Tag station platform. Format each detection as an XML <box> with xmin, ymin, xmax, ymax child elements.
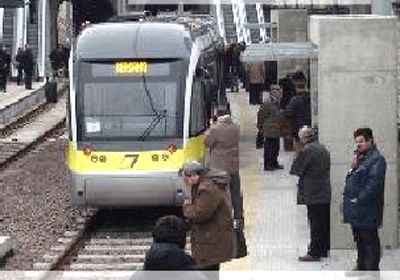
<box><xmin>221</xmin><ymin>89</ymin><xmax>400</xmax><ymax>271</ymax></box>
<box><xmin>0</xmin><ymin>82</ymin><xmax>43</xmax><ymax>110</ymax></box>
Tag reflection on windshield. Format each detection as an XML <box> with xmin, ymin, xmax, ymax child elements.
<box><xmin>82</xmin><ymin>81</ymin><xmax>182</xmax><ymax>140</ymax></box>
<box><xmin>77</xmin><ymin>60</ymin><xmax>186</xmax><ymax>142</ymax></box>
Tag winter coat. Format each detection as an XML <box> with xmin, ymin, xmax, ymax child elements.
<box><xmin>204</xmin><ymin>116</ymin><xmax>240</xmax><ymax>175</ymax></box>
<box><xmin>16</xmin><ymin>50</ymin><xmax>24</xmax><ymax>69</ymax></box>
<box><xmin>183</xmin><ymin>169</ymin><xmax>234</xmax><ymax>268</ymax></box>
<box><xmin>257</xmin><ymin>101</ymin><xmax>280</xmax><ymax>138</ymax></box>
<box><xmin>144</xmin><ymin>243</ymin><xmax>196</xmax><ymax>271</ymax></box>
<box><xmin>23</xmin><ymin>49</ymin><xmax>34</xmax><ymax>73</ymax></box>
<box><xmin>245</xmin><ymin>61</ymin><xmax>265</xmax><ymax>85</ymax></box>
<box><xmin>284</xmin><ymin>92</ymin><xmax>311</xmax><ymax>138</ymax></box>
<box><xmin>290</xmin><ymin>140</ymin><xmax>331</xmax><ymax>205</ymax></box>
<box><xmin>343</xmin><ymin>145</ymin><xmax>386</xmax><ymax>229</ymax></box>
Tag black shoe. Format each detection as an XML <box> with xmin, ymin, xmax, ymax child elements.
<box><xmin>298</xmin><ymin>254</ymin><xmax>321</xmax><ymax>262</ymax></box>
<box><xmin>275</xmin><ymin>164</ymin><xmax>284</xmax><ymax>169</ymax></box>
<box><xmin>264</xmin><ymin>166</ymin><xmax>276</xmax><ymax>171</ymax></box>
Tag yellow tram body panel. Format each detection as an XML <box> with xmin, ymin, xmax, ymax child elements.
<box><xmin>67</xmin><ymin>135</ymin><xmax>206</xmax><ymax>173</ymax></box>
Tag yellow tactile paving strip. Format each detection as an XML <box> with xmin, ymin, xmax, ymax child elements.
<box><xmin>221</xmin><ymin>91</ymin><xmax>262</xmax><ymax>270</ymax></box>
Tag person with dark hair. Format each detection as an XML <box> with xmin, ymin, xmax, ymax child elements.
<box><xmin>180</xmin><ymin>161</ymin><xmax>234</xmax><ymax>273</ymax></box>
<box><xmin>144</xmin><ymin>215</ymin><xmax>196</xmax><ymax>271</ymax></box>
<box><xmin>290</xmin><ymin>126</ymin><xmax>331</xmax><ymax>262</ymax></box>
<box><xmin>343</xmin><ymin>127</ymin><xmax>386</xmax><ymax>271</ymax></box>
<box><xmin>284</xmin><ymin>71</ymin><xmax>311</xmax><ymax>155</ymax></box>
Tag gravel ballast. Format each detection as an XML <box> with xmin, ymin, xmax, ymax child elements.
<box><xmin>0</xmin><ymin>135</ymin><xmax>85</xmax><ymax>270</ymax></box>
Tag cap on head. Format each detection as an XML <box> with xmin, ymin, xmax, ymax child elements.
<box><xmin>179</xmin><ymin>160</ymin><xmax>204</xmax><ymax>176</ymax></box>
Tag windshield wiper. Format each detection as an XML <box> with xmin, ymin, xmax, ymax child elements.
<box><xmin>137</xmin><ymin>110</ymin><xmax>167</xmax><ymax>141</ymax></box>
<box><xmin>137</xmin><ymin>74</ymin><xmax>166</xmax><ymax>141</ymax></box>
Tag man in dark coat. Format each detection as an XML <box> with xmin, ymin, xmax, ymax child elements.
<box><xmin>257</xmin><ymin>90</ymin><xmax>283</xmax><ymax>171</ymax></box>
<box><xmin>290</xmin><ymin>126</ymin><xmax>331</xmax><ymax>262</ymax></box>
<box><xmin>284</xmin><ymin>72</ymin><xmax>311</xmax><ymax>154</ymax></box>
<box><xmin>23</xmin><ymin>45</ymin><xmax>34</xmax><ymax>90</ymax></box>
<box><xmin>0</xmin><ymin>46</ymin><xmax>7</xmax><ymax>92</ymax></box>
<box><xmin>181</xmin><ymin>161</ymin><xmax>234</xmax><ymax>272</ymax></box>
<box><xmin>343</xmin><ymin>128</ymin><xmax>386</xmax><ymax>271</ymax></box>
<box><xmin>49</xmin><ymin>44</ymin><xmax>63</xmax><ymax>77</ymax></box>
<box><xmin>15</xmin><ymin>47</ymin><xmax>25</xmax><ymax>86</ymax></box>
<box><xmin>144</xmin><ymin>215</ymin><xmax>196</xmax><ymax>271</ymax></box>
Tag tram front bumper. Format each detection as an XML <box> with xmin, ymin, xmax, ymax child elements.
<box><xmin>69</xmin><ymin>170</ymin><xmax>188</xmax><ymax>207</ymax></box>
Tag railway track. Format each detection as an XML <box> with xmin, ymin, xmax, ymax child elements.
<box><xmin>35</xmin><ymin>208</ymin><xmax>188</xmax><ymax>271</ymax></box>
<box><xmin>0</xmin><ymin>86</ymin><xmax>67</xmax><ymax>171</ymax></box>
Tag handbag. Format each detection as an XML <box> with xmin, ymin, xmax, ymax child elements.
<box><xmin>256</xmin><ymin>130</ymin><xmax>264</xmax><ymax>149</ymax></box>
<box><xmin>234</xmin><ymin>228</ymin><xmax>248</xmax><ymax>259</ymax></box>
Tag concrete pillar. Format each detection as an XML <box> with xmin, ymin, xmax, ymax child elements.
<box><xmin>310</xmin><ymin>15</ymin><xmax>399</xmax><ymax>249</ymax></box>
<box><xmin>270</xmin><ymin>9</ymin><xmax>308</xmax><ymax>80</ymax></box>
<box><xmin>0</xmin><ymin>8</ymin><xmax>3</xmax><ymax>43</ymax></box>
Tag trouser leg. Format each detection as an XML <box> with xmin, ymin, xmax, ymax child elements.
<box><xmin>230</xmin><ymin>174</ymin><xmax>243</xmax><ymax>220</ymax></box>
<box><xmin>264</xmin><ymin>137</ymin><xmax>275</xmax><ymax>169</ymax></box>
<box><xmin>363</xmin><ymin>229</ymin><xmax>381</xmax><ymax>271</ymax></box>
<box><xmin>352</xmin><ymin>227</ymin><xmax>366</xmax><ymax>270</ymax></box>
<box><xmin>249</xmin><ymin>84</ymin><xmax>257</xmax><ymax>104</ymax></box>
<box><xmin>271</xmin><ymin>137</ymin><xmax>280</xmax><ymax>167</ymax></box>
<box><xmin>307</xmin><ymin>204</ymin><xmax>327</xmax><ymax>258</ymax></box>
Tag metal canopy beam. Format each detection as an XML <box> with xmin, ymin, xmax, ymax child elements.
<box><xmin>241</xmin><ymin>42</ymin><xmax>318</xmax><ymax>62</ymax></box>
<box><xmin>244</xmin><ymin>22</ymin><xmax>277</xmax><ymax>29</ymax></box>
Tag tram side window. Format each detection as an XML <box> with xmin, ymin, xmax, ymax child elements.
<box><xmin>189</xmin><ymin>78</ymin><xmax>207</xmax><ymax>137</ymax></box>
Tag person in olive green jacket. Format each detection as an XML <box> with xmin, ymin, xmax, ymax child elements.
<box><xmin>257</xmin><ymin>90</ymin><xmax>283</xmax><ymax>171</ymax></box>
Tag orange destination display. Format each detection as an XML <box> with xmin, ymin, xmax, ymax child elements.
<box><xmin>114</xmin><ymin>61</ymin><xmax>148</xmax><ymax>74</ymax></box>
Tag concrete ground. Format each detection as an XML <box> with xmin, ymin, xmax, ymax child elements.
<box><xmin>0</xmin><ymin>82</ymin><xmax>43</xmax><ymax>110</ymax></box>
<box><xmin>221</xmin><ymin>89</ymin><xmax>400</xmax><ymax>271</ymax></box>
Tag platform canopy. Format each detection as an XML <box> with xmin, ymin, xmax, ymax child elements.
<box><xmin>241</xmin><ymin>42</ymin><xmax>318</xmax><ymax>62</ymax></box>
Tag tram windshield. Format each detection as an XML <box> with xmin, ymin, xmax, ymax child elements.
<box><xmin>76</xmin><ymin>59</ymin><xmax>187</xmax><ymax>141</ymax></box>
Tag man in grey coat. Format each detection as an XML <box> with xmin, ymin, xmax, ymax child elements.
<box><xmin>290</xmin><ymin>126</ymin><xmax>331</xmax><ymax>261</ymax></box>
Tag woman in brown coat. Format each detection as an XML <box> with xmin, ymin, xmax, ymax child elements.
<box><xmin>181</xmin><ymin>162</ymin><xmax>234</xmax><ymax>271</ymax></box>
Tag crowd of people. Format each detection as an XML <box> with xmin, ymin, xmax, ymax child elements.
<box><xmin>139</xmin><ymin>39</ymin><xmax>387</xmax><ymax>275</ymax></box>
<box><xmin>0</xmin><ymin>44</ymin><xmax>35</xmax><ymax>92</ymax></box>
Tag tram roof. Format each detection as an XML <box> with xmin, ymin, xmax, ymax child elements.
<box><xmin>76</xmin><ymin>22</ymin><xmax>193</xmax><ymax>60</ymax></box>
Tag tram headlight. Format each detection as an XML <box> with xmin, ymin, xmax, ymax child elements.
<box><xmin>167</xmin><ymin>144</ymin><xmax>177</xmax><ymax>154</ymax></box>
<box><xmin>83</xmin><ymin>144</ymin><xmax>95</xmax><ymax>156</ymax></box>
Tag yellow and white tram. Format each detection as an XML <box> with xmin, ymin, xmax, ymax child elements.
<box><xmin>67</xmin><ymin>19</ymin><xmax>223</xmax><ymax>206</ymax></box>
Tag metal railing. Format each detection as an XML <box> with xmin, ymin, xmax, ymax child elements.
<box><xmin>232</xmin><ymin>0</ymin><xmax>250</xmax><ymax>44</ymax></box>
<box><xmin>256</xmin><ymin>3</ymin><xmax>266</xmax><ymax>42</ymax></box>
<box><xmin>213</xmin><ymin>0</ymin><xmax>226</xmax><ymax>43</ymax></box>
